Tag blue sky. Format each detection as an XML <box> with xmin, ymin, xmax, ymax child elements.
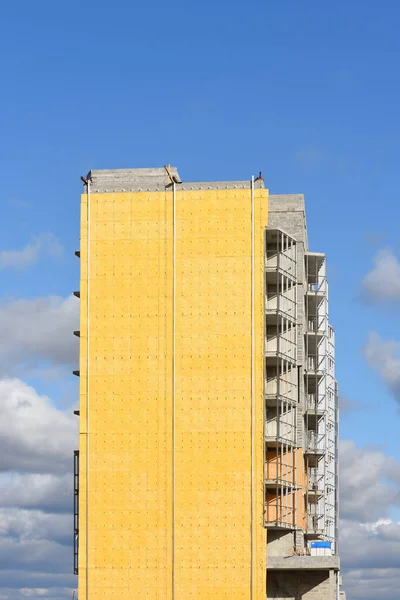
<box><xmin>1</xmin><ymin>1</ymin><xmax>400</xmax><ymax>599</ymax></box>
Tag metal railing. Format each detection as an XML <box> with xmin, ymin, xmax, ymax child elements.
<box><xmin>306</xmin><ymin>431</ymin><xmax>325</xmax><ymax>452</ymax></box>
<box><xmin>307</xmin><ymin>355</ymin><xmax>325</xmax><ymax>372</ymax></box>
<box><xmin>307</xmin><ymin>514</ymin><xmax>324</xmax><ymax>532</ymax></box>
<box><xmin>307</xmin><ymin>316</ymin><xmax>327</xmax><ymax>333</ymax></box>
<box><xmin>308</xmin><ymin>476</ymin><xmax>324</xmax><ymax>493</ymax></box>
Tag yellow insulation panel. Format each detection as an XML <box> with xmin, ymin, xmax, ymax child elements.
<box><xmin>78</xmin><ymin>186</ymin><xmax>268</xmax><ymax>599</ymax></box>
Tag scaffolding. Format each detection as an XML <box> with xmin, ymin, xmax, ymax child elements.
<box><xmin>74</xmin><ymin>450</ymin><xmax>79</xmax><ymax>575</ymax></box>
<box><xmin>304</xmin><ymin>254</ymin><xmax>337</xmax><ymax>547</ymax></box>
<box><xmin>264</xmin><ymin>229</ymin><xmax>298</xmax><ymax>529</ymax></box>
<box><xmin>334</xmin><ymin>379</ymin><xmax>340</xmax><ymax>553</ymax></box>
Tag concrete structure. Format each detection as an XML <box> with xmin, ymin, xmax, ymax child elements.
<box><xmin>73</xmin><ymin>168</ymin><xmax>342</xmax><ymax>599</ymax></box>
<box><xmin>265</xmin><ymin>194</ymin><xmax>341</xmax><ymax>599</ymax></box>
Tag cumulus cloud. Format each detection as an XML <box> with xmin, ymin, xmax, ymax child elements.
<box><xmin>0</xmin><ymin>234</ymin><xmax>63</xmax><ymax>271</ymax></box>
<box><xmin>0</xmin><ymin>378</ymin><xmax>77</xmax><ymax>599</ymax></box>
<box><xmin>0</xmin><ymin>473</ymin><xmax>72</xmax><ymax>512</ymax></box>
<box><xmin>361</xmin><ymin>332</ymin><xmax>400</xmax><ymax>403</ymax></box>
<box><xmin>0</xmin><ymin>378</ymin><xmax>77</xmax><ymax>474</ymax></box>
<box><xmin>0</xmin><ymin>533</ymin><xmax>75</xmax><ymax>592</ymax></box>
<box><xmin>340</xmin><ymin>440</ymin><xmax>400</xmax><ymax>522</ymax></box>
<box><xmin>0</xmin><ymin>294</ymin><xmax>79</xmax><ymax>375</ymax></box>
<box><xmin>361</xmin><ymin>248</ymin><xmax>400</xmax><ymax>303</ymax></box>
<box><xmin>340</xmin><ymin>521</ymin><xmax>400</xmax><ymax>600</ymax></box>
<box><xmin>0</xmin><ymin>588</ymin><xmax>74</xmax><ymax>600</ymax></box>
<box><xmin>340</xmin><ymin>440</ymin><xmax>400</xmax><ymax>600</ymax></box>
<box><xmin>0</xmin><ymin>508</ymin><xmax>71</xmax><ymax>547</ymax></box>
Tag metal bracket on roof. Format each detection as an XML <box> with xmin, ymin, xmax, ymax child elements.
<box><xmin>164</xmin><ymin>164</ymin><xmax>182</xmax><ymax>184</ymax></box>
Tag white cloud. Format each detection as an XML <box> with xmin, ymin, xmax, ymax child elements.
<box><xmin>0</xmin><ymin>508</ymin><xmax>71</xmax><ymax>546</ymax></box>
<box><xmin>0</xmin><ymin>588</ymin><xmax>74</xmax><ymax>600</ymax></box>
<box><xmin>340</xmin><ymin>440</ymin><xmax>400</xmax><ymax>522</ymax></box>
<box><xmin>0</xmin><ymin>233</ymin><xmax>63</xmax><ymax>270</ymax></box>
<box><xmin>0</xmin><ymin>535</ymin><xmax>74</xmax><ymax>584</ymax></box>
<box><xmin>0</xmin><ymin>378</ymin><xmax>77</xmax><ymax>474</ymax></box>
<box><xmin>0</xmin><ymin>473</ymin><xmax>72</xmax><ymax>512</ymax></box>
<box><xmin>0</xmin><ymin>378</ymin><xmax>77</xmax><ymax>597</ymax></box>
<box><xmin>0</xmin><ymin>294</ymin><xmax>79</xmax><ymax>375</ymax></box>
<box><xmin>361</xmin><ymin>332</ymin><xmax>400</xmax><ymax>402</ymax></box>
<box><xmin>0</xmin><ymin>291</ymin><xmax>79</xmax><ymax>596</ymax></box>
<box><xmin>340</xmin><ymin>440</ymin><xmax>400</xmax><ymax>599</ymax></box>
<box><xmin>361</xmin><ymin>248</ymin><xmax>400</xmax><ymax>303</ymax></box>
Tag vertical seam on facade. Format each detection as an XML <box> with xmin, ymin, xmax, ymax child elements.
<box><xmin>172</xmin><ymin>182</ymin><xmax>176</xmax><ymax>600</ymax></box>
<box><xmin>251</xmin><ymin>177</ymin><xmax>255</xmax><ymax>598</ymax></box>
<box><xmin>85</xmin><ymin>180</ymin><xmax>91</xmax><ymax>600</ymax></box>
<box><xmin>262</xmin><ymin>218</ymin><xmax>266</xmax><ymax>533</ymax></box>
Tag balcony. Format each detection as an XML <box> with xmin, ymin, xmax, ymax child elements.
<box><xmin>306</xmin><ymin>289</ymin><xmax>326</xmax><ymax>316</ymax></box>
<box><xmin>305</xmin><ymin>355</ymin><xmax>324</xmax><ymax>378</ymax></box>
<box><xmin>265</xmin><ymin>251</ymin><xmax>296</xmax><ymax>276</ymax></box>
<box><xmin>264</xmin><ymin>460</ymin><xmax>300</xmax><ymax>491</ymax></box>
<box><xmin>264</xmin><ymin>501</ymin><xmax>296</xmax><ymax>530</ymax></box>
<box><xmin>307</xmin><ymin>479</ymin><xmax>324</xmax><ymax>501</ymax></box>
<box><xmin>265</xmin><ymin>433</ymin><xmax>296</xmax><ymax>449</ymax></box>
<box><xmin>265</xmin><ymin>376</ymin><xmax>297</xmax><ymax>402</ymax></box>
<box><xmin>305</xmin><ymin>432</ymin><xmax>325</xmax><ymax>457</ymax></box>
<box><xmin>305</xmin><ymin>394</ymin><xmax>325</xmax><ymax>413</ymax></box>
<box><xmin>265</xmin><ymin>303</ymin><xmax>296</xmax><ymax>327</ymax></box>
<box><xmin>265</xmin><ymin>391</ymin><xmax>297</xmax><ymax>409</ymax></box>
<box><xmin>265</xmin><ymin>417</ymin><xmax>296</xmax><ymax>448</ymax></box>
<box><xmin>307</xmin><ymin>317</ymin><xmax>326</xmax><ymax>333</ymax></box>
<box><xmin>306</xmin><ymin>514</ymin><xmax>324</xmax><ymax>537</ymax></box>
<box><xmin>307</xmin><ymin>282</ymin><xmax>326</xmax><ymax>295</ymax></box>
<box><xmin>265</xmin><ymin>478</ymin><xmax>300</xmax><ymax>491</ymax></box>
<box><xmin>265</xmin><ymin>345</ymin><xmax>297</xmax><ymax>369</ymax></box>
<box><xmin>265</xmin><ymin>267</ymin><xmax>297</xmax><ymax>289</ymax></box>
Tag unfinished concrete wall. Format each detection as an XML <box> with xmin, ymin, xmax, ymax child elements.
<box><xmin>267</xmin><ymin>570</ymin><xmax>336</xmax><ymax>600</ymax></box>
<box><xmin>268</xmin><ymin>194</ymin><xmax>308</xmax><ymax>450</ymax></box>
<box><xmin>267</xmin><ymin>531</ymin><xmax>295</xmax><ymax>557</ymax></box>
<box><xmin>268</xmin><ymin>194</ymin><xmax>308</xmax><ymax>249</ymax></box>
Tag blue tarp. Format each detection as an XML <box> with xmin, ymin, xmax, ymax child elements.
<box><xmin>310</xmin><ymin>541</ymin><xmax>331</xmax><ymax>548</ymax></box>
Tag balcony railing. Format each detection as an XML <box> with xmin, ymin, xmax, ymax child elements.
<box><xmin>307</xmin><ymin>282</ymin><xmax>327</xmax><ymax>294</ymax></box>
<box><xmin>306</xmin><ymin>432</ymin><xmax>325</xmax><ymax>453</ymax></box>
<box><xmin>306</xmin><ymin>394</ymin><xmax>326</xmax><ymax>412</ymax></box>
<box><xmin>307</xmin><ymin>514</ymin><xmax>324</xmax><ymax>533</ymax></box>
<box><xmin>307</xmin><ymin>318</ymin><xmax>327</xmax><ymax>333</ymax></box>
<box><xmin>308</xmin><ymin>475</ymin><xmax>324</xmax><ymax>494</ymax></box>
<box><xmin>307</xmin><ymin>355</ymin><xmax>325</xmax><ymax>373</ymax></box>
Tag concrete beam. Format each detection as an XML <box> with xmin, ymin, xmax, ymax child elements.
<box><xmin>267</xmin><ymin>555</ymin><xmax>340</xmax><ymax>571</ymax></box>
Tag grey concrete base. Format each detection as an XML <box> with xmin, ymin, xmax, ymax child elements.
<box><xmin>267</xmin><ymin>569</ymin><xmax>337</xmax><ymax>600</ymax></box>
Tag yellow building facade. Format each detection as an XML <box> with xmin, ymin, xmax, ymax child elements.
<box><xmin>77</xmin><ymin>168</ymin><xmax>268</xmax><ymax>599</ymax></box>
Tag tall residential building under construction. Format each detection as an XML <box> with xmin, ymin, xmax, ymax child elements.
<box><xmin>74</xmin><ymin>167</ymin><xmax>342</xmax><ymax>599</ymax></box>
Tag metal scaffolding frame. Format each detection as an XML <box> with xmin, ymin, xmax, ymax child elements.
<box><xmin>304</xmin><ymin>254</ymin><xmax>337</xmax><ymax>548</ymax></box>
<box><xmin>74</xmin><ymin>450</ymin><xmax>79</xmax><ymax>575</ymax></box>
<box><xmin>334</xmin><ymin>379</ymin><xmax>340</xmax><ymax>553</ymax></box>
<box><xmin>264</xmin><ymin>228</ymin><xmax>298</xmax><ymax>530</ymax></box>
